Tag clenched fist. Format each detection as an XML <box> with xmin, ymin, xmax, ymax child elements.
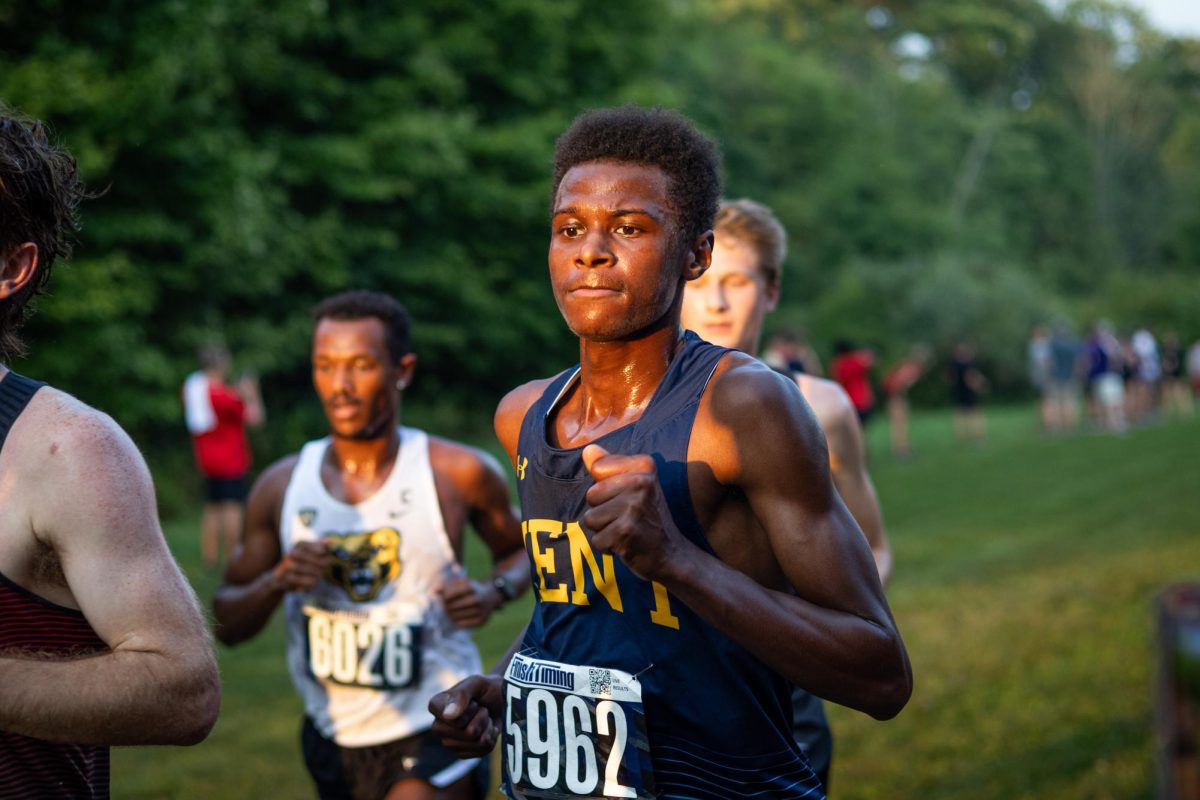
<box><xmin>269</xmin><ymin>539</ymin><xmax>331</xmax><ymax>593</ymax></box>
<box><xmin>581</xmin><ymin>444</ymin><xmax>688</xmax><ymax>583</ymax></box>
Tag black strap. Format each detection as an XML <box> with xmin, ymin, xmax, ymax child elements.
<box><xmin>0</xmin><ymin>370</ymin><xmax>46</xmax><ymax>455</ymax></box>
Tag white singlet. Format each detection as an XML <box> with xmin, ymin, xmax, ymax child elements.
<box><xmin>281</xmin><ymin>426</ymin><xmax>482</xmax><ymax>747</ymax></box>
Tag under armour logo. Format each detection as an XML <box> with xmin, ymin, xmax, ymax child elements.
<box><xmin>516</xmin><ymin>456</ymin><xmax>528</xmax><ymax>481</ymax></box>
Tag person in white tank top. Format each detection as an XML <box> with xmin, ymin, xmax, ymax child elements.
<box><xmin>214</xmin><ymin>290</ymin><xmax>528</xmax><ymax>800</ymax></box>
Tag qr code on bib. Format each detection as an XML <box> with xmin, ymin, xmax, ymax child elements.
<box><xmin>588</xmin><ymin>668</ymin><xmax>612</xmax><ymax>696</ymax></box>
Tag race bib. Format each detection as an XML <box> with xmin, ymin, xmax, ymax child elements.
<box><xmin>303</xmin><ymin>603</ymin><xmax>422</xmax><ymax>689</ymax></box>
<box><xmin>503</xmin><ymin>653</ymin><xmax>655</xmax><ymax>799</ymax></box>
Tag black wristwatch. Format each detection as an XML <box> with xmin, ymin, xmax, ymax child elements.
<box><xmin>492</xmin><ymin>574</ymin><xmax>519</xmax><ymax>605</ymax></box>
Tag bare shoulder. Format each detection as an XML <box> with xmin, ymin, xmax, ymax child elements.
<box><xmin>697</xmin><ymin>353</ymin><xmax>827</xmax><ymax>485</ymax></box>
<box><xmin>15</xmin><ymin>387</ymin><xmax>149</xmax><ymax>490</ymax></box>
<box><xmin>494</xmin><ymin>373</ymin><xmax>568</xmax><ymax>462</ymax></box>
<box><xmin>7</xmin><ymin>388</ymin><xmax>164</xmax><ymax>559</ymax></box>
<box><xmin>428</xmin><ymin>435</ymin><xmax>506</xmax><ymax>490</ymax></box>
<box><xmin>249</xmin><ymin>453</ymin><xmax>301</xmax><ymax>507</ymax></box>
<box><xmin>795</xmin><ymin>374</ymin><xmax>857</xmax><ymax>432</ymax></box>
<box><xmin>705</xmin><ymin>352</ymin><xmax>810</xmax><ymax>425</ymax></box>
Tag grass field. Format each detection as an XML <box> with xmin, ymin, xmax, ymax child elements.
<box><xmin>112</xmin><ymin>406</ymin><xmax>1198</xmax><ymax>799</ymax></box>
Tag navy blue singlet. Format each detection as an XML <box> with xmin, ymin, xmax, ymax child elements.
<box><xmin>503</xmin><ymin>332</ymin><xmax>823</xmax><ymax>800</ymax></box>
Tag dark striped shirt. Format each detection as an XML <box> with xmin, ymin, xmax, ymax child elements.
<box><xmin>0</xmin><ymin>573</ymin><xmax>111</xmax><ymax>799</ymax></box>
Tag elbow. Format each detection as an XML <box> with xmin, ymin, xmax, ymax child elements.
<box><xmin>863</xmin><ymin>646</ymin><xmax>912</xmax><ymax>721</ymax></box>
<box><xmin>211</xmin><ymin>597</ymin><xmax>249</xmax><ymax>647</ymax></box>
<box><xmin>864</xmin><ymin>671</ymin><xmax>911</xmax><ymax>721</ymax></box>
<box><xmin>173</xmin><ymin>687</ymin><xmax>220</xmax><ymax>745</ymax></box>
<box><xmin>166</xmin><ymin>658</ymin><xmax>222</xmax><ymax>745</ymax></box>
<box><xmin>212</xmin><ymin>619</ymin><xmax>241</xmax><ymax>648</ymax></box>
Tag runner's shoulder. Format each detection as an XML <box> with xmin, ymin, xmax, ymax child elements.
<box><xmin>494</xmin><ymin>370</ymin><xmax>573</xmax><ymax>456</ymax></box>
<box><xmin>248</xmin><ymin>452</ymin><xmax>302</xmax><ymax>508</ymax></box>
<box><xmin>17</xmin><ymin>386</ymin><xmax>147</xmax><ymax>487</ymax></box>
<box><xmin>496</xmin><ymin>374</ymin><xmax>564</xmax><ymax>426</ymax></box>
<box><xmin>707</xmin><ymin>351</ymin><xmax>807</xmax><ymax>421</ymax></box>
<box><xmin>428</xmin><ymin>435</ymin><xmax>506</xmax><ymax>490</ymax></box>
<box><xmin>795</xmin><ymin>374</ymin><xmax>856</xmax><ymax>431</ymax></box>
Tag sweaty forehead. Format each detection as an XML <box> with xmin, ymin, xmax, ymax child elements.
<box><xmin>554</xmin><ymin>161</ymin><xmax>673</xmax><ymax>217</ymax></box>
<box><xmin>313</xmin><ymin>317</ymin><xmax>388</xmax><ymax>357</ymax></box>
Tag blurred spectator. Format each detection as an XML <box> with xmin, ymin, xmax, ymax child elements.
<box><xmin>1085</xmin><ymin>321</ymin><xmax>1126</xmax><ymax>433</ymax></box>
<box><xmin>882</xmin><ymin>344</ymin><xmax>930</xmax><ymax>460</ymax></box>
<box><xmin>1129</xmin><ymin>326</ymin><xmax>1161</xmax><ymax>425</ymax></box>
<box><xmin>763</xmin><ymin>329</ymin><xmax>824</xmax><ymax>377</ymax></box>
<box><xmin>1161</xmin><ymin>333</ymin><xmax>1193</xmax><ymax>420</ymax></box>
<box><xmin>1028</xmin><ymin>324</ymin><xmax>1052</xmax><ymax>430</ymax></box>
<box><xmin>831</xmin><ymin>339</ymin><xmax>876</xmax><ymax>426</ymax></box>
<box><xmin>1046</xmin><ymin>321</ymin><xmax>1082</xmax><ymax>432</ymax></box>
<box><xmin>950</xmin><ymin>340</ymin><xmax>988</xmax><ymax>443</ymax></box>
<box><xmin>1187</xmin><ymin>339</ymin><xmax>1200</xmax><ymax>399</ymax></box>
<box><xmin>182</xmin><ymin>344</ymin><xmax>264</xmax><ymax>567</ymax></box>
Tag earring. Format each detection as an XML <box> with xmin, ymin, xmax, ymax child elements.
<box><xmin>396</xmin><ymin>379</ymin><xmax>407</xmax><ymax>390</ymax></box>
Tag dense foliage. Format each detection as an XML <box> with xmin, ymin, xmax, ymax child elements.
<box><xmin>3</xmin><ymin>0</ymin><xmax>1198</xmax><ymax>462</ymax></box>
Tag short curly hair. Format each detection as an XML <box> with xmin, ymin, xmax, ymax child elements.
<box><xmin>0</xmin><ymin>108</ymin><xmax>84</xmax><ymax>361</ymax></box>
<box><xmin>551</xmin><ymin>105</ymin><xmax>722</xmax><ymax>246</ymax></box>
<box><xmin>311</xmin><ymin>289</ymin><xmax>412</xmax><ymax>364</ymax></box>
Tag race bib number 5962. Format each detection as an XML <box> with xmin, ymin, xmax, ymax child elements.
<box><xmin>503</xmin><ymin>653</ymin><xmax>655</xmax><ymax>799</ymax></box>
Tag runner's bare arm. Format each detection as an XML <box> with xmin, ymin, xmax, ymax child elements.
<box><xmin>494</xmin><ymin>377</ymin><xmax>558</xmax><ymax>468</ymax></box>
<box><xmin>582</xmin><ymin>358</ymin><xmax>911</xmax><ymax>720</ymax></box>
<box><xmin>0</xmin><ymin>404</ymin><xmax>220</xmax><ymax>745</ymax></box>
<box><xmin>212</xmin><ymin>455</ymin><xmax>330</xmax><ymax>645</ymax></box>
<box><xmin>434</xmin><ymin>440</ymin><xmax>529</xmax><ymax>627</ymax></box>
<box><xmin>819</xmin><ymin>385</ymin><xmax>892</xmax><ymax>587</ymax></box>
<box><xmin>464</xmin><ymin>449</ymin><xmax>527</xmax><ymax>582</ymax></box>
<box><xmin>428</xmin><ymin>625</ymin><xmax>529</xmax><ymax>757</ymax></box>
<box><xmin>428</xmin><ymin>383</ymin><xmax>552</xmax><ymax>754</ymax></box>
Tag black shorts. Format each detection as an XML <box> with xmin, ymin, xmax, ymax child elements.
<box><xmin>204</xmin><ymin>475</ymin><xmax>247</xmax><ymax>503</ymax></box>
<box><xmin>301</xmin><ymin>717</ymin><xmax>488</xmax><ymax>800</ymax></box>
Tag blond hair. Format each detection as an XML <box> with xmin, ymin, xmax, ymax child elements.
<box><xmin>713</xmin><ymin>198</ymin><xmax>787</xmax><ymax>290</ymax></box>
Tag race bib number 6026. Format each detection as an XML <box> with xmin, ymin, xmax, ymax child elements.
<box><xmin>503</xmin><ymin>653</ymin><xmax>655</xmax><ymax>800</ymax></box>
<box><xmin>304</xmin><ymin>605</ymin><xmax>422</xmax><ymax>689</ymax></box>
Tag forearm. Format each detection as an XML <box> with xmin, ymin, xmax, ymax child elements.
<box><xmin>0</xmin><ymin>643</ymin><xmax>218</xmax><ymax>745</ymax></box>
<box><xmin>662</xmin><ymin>545</ymin><xmax>910</xmax><ymax>719</ymax></box>
<box><xmin>490</xmin><ymin>549</ymin><xmax>531</xmax><ymax>599</ymax></box>
<box><xmin>212</xmin><ymin>570</ymin><xmax>286</xmax><ymax>645</ymax></box>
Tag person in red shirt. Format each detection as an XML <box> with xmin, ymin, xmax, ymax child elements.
<box><xmin>831</xmin><ymin>340</ymin><xmax>877</xmax><ymax>426</ymax></box>
<box><xmin>184</xmin><ymin>345</ymin><xmax>264</xmax><ymax>566</ymax></box>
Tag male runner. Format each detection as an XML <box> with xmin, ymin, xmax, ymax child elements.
<box><xmin>0</xmin><ymin>107</ymin><xmax>219</xmax><ymax>797</ymax></box>
<box><xmin>213</xmin><ymin>290</ymin><xmax>529</xmax><ymax>800</ymax></box>
<box><xmin>429</xmin><ymin>106</ymin><xmax>911</xmax><ymax>800</ymax></box>
<box><xmin>680</xmin><ymin>197</ymin><xmax>893</xmax><ymax>791</ymax></box>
